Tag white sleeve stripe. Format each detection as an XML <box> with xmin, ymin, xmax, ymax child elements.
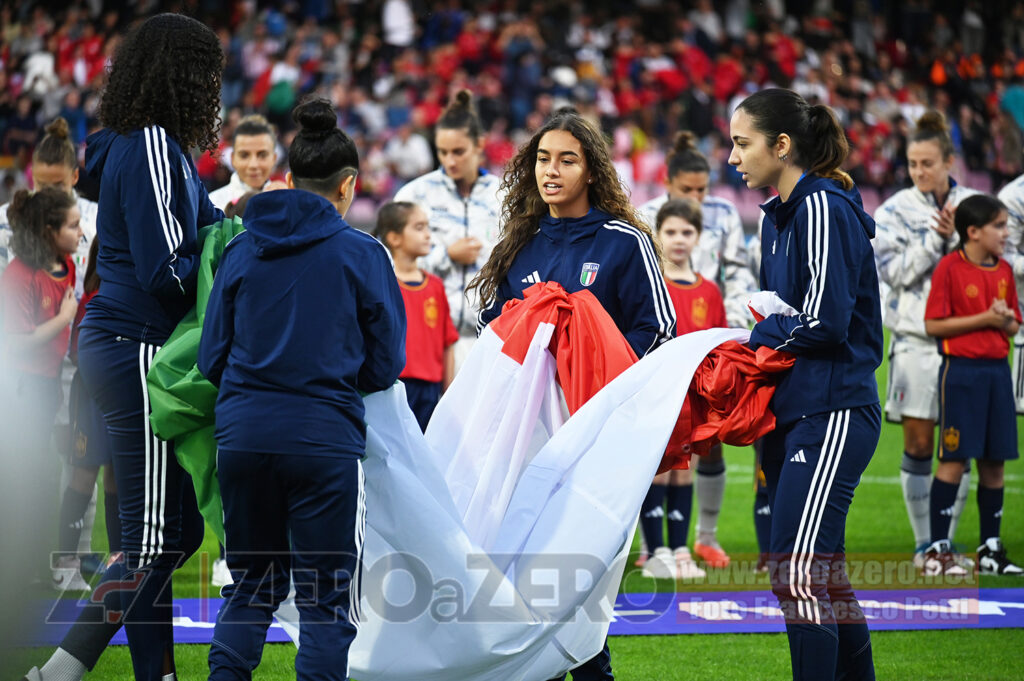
<box><xmin>606</xmin><ymin>220</ymin><xmax>673</xmax><ymax>337</ymax></box>
<box><xmin>604</xmin><ymin>220</ymin><xmax>675</xmax><ymax>347</ymax></box>
<box><xmin>803</xmin><ymin>193</ymin><xmax>820</xmax><ymax>318</ymax></box>
<box><xmin>144</xmin><ymin>127</ymin><xmax>174</xmax><ymax>253</ymax></box>
<box><xmin>145</xmin><ymin>126</ymin><xmax>184</xmax><ymax>253</ymax></box>
<box><xmin>157</xmin><ymin>127</ymin><xmax>184</xmax><ymax>249</ymax></box>
<box><xmin>802</xmin><ymin>191</ymin><xmax>830</xmax><ymax>319</ymax></box>
<box><xmin>618</xmin><ymin>220</ymin><xmax>676</xmax><ymax>342</ymax></box>
<box><xmin>153</xmin><ymin>127</ymin><xmax>177</xmax><ymax>248</ymax></box>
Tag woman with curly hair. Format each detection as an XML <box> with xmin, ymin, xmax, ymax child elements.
<box><xmin>24</xmin><ymin>14</ymin><xmax>226</xmax><ymax>681</ymax></box>
<box><xmin>474</xmin><ymin>109</ymin><xmax>674</xmax><ymax>358</ymax></box>
<box><xmin>472</xmin><ymin>109</ymin><xmax>675</xmax><ymax>681</ymax></box>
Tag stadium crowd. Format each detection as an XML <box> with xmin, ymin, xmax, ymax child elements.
<box><xmin>1</xmin><ymin>0</ymin><xmax>1024</xmax><ymax>223</ymax></box>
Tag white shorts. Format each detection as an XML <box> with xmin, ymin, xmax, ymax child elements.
<box><xmin>885</xmin><ymin>335</ymin><xmax>941</xmax><ymax>422</ymax></box>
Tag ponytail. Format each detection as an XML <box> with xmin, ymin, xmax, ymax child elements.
<box><xmin>33</xmin><ymin>116</ymin><xmax>77</xmax><ymax>169</ymax></box>
<box><xmin>805</xmin><ymin>105</ymin><xmax>852</xmax><ymax>189</ymax></box>
<box><xmin>736</xmin><ymin>88</ymin><xmax>853</xmax><ymax>190</ymax></box>
<box><xmin>437</xmin><ymin>89</ymin><xmax>482</xmax><ymax>143</ymax></box>
<box><xmin>911</xmin><ymin>110</ymin><xmax>954</xmax><ymax>159</ymax></box>
<box><xmin>666</xmin><ymin>131</ymin><xmax>710</xmax><ymax>178</ymax></box>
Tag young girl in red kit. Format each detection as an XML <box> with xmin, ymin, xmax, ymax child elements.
<box><xmin>375</xmin><ymin>201</ymin><xmax>459</xmax><ymax>430</ymax></box>
<box><xmin>639</xmin><ymin>198</ymin><xmax>726</xmax><ymax>580</ymax></box>
<box><xmin>1</xmin><ymin>187</ymin><xmax>82</xmax><ymax>416</ymax></box>
<box><xmin>1</xmin><ymin>187</ymin><xmax>82</xmax><ymax>590</ymax></box>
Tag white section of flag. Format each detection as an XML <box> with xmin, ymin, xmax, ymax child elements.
<box><xmin>276</xmin><ymin>325</ymin><xmax>749</xmax><ymax>680</ymax></box>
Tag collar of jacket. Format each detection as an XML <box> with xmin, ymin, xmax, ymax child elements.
<box><xmin>538</xmin><ymin>207</ymin><xmax>612</xmax><ymax>244</ymax></box>
<box><xmin>439</xmin><ymin>166</ymin><xmax>490</xmax><ymax>197</ymax></box>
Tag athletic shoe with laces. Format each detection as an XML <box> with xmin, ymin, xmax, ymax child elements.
<box><xmin>694</xmin><ymin>540</ymin><xmax>730</xmax><ymax>568</ymax></box>
<box><xmin>674</xmin><ymin>547</ymin><xmax>706</xmax><ymax>580</ymax></box>
<box><xmin>978</xmin><ymin>538</ymin><xmax>1024</xmax><ymax>575</ymax></box>
<box><xmin>212</xmin><ymin>558</ymin><xmax>234</xmax><ymax>588</ymax></box>
<box><xmin>921</xmin><ymin>539</ymin><xmax>969</xmax><ymax>577</ymax></box>
<box><xmin>52</xmin><ymin>556</ymin><xmax>91</xmax><ymax>592</ymax></box>
<box><xmin>641</xmin><ymin>547</ymin><xmax>677</xmax><ymax>579</ymax></box>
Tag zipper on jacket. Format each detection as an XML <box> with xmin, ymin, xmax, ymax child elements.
<box><xmin>457</xmin><ymin>195</ymin><xmax>469</xmax><ymax>331</ymax></box>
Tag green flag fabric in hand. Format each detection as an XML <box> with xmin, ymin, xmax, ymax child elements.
<box><xmin>147</xmin><ymin>216</ymin><xmax>246</xmax><ymax>543</ymax></box>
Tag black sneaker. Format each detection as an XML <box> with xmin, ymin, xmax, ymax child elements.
<box><xmin>978</xmin><ymin>538</ymin><xmax>1024</xmax><ymax>575</ymax></box>
<box><xmin>922</xmin><ymin>539</ymin><xmax>969</xmax><ymax>576</ymax></box>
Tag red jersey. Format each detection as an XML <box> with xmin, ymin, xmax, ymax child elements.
<box><xmin>666</xmin><ymin>275</ymin><xmax>727</xmax><ymax>336</ymax></box>
<box><xmin>0</xmin><ymin>256</ymin><xmax>75</xmax><ymax>377</ymax></box>
<box><xmin>399</xmin><ymin>271</ymin><xmax>459</xmax><ymax>382</ymax></box>
<box><xmin>925</xmin><ymin>250</ymin><xmax>1021</xmax><ymax>359</ymax></box>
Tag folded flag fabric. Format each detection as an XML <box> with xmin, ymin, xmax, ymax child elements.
<box><xmin>147</xmin><ymin>270</ymin><xmax>784</xmax><ymax>680</ymax></box>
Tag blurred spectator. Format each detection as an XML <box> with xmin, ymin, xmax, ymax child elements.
<box><xmin>4</xmin><ymin>0</ymin><xmax>1024</xmax><ymax>234</ymax></box>
<box><xmin>385</xmin><ymin>124</ymin><xmax>433</xmax><ymax>186</ymax></box>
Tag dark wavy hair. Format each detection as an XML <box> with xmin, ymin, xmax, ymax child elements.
<box><xmin>736</xmin><ymin>88</ymin><xmax>853</xmax><ymax>190</ymax></box>
<box><xmin>99</xmin><ymin>14</ymin><xmax>224</xmax><ymax>151</ymax></box>
<box><xmin>469</xmin><ymin>109</ymin><xmax>658</xmax><ymax>307</ymax></box>
<box><xmin>7</xmin><ymin>187</ymin><xmax>76</xmax><ymax>270</ymax></box>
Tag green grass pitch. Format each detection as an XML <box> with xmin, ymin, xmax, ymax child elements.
<box><xmin>11</xmin><ymin>337</ymin><xmax>1024</xmax><ymax>680</ymax></box>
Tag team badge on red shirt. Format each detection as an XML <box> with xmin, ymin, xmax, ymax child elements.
<box><xmin>424</xmin><ymin>296</ymin><xmax>439</xmax><ymax>328</ymax></box>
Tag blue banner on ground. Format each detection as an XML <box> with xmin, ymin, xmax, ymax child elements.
<box><xmin>19</xmin><ymin>588</ymin><xmax>1024</xmax><ymax>646</ymax></box>
<box><xmin>610</xmin><ymin>588</ymin><xmax>1024</xmax><ymax>634</ymax></box>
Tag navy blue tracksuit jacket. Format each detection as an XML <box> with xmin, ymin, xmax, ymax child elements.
<box><xmin>477</xmin><ymin>208</ymin><xmax>676</xmax><ymax>358</ymax></box>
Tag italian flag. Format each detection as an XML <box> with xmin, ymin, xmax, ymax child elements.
<box><xmin>281</xmin><ymin>284</ymin><xmax>751</xmax><ymax>680</ymax></box>
<box><xmin>150</xmin><ymin>246</ymin><xmax>756</xmax><ymax>679</ymax></box>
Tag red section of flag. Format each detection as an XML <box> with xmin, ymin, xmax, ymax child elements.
<box><xmin>661</xmin><ymin>343</ymin><xmax>795</xmax><ymax>473</ymax></box>
<box><xmin>489</xmin><ymin>282</ymin><xmax>638</xmax><ymax>414</ymax></box>
<box><xmin>488</xmin><ymin>282</ymin><xmax>794</xmax><ymax>474</ymax></box>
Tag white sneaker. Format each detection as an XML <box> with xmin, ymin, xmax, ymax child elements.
<box><xmin>641</xmin><ymin>547</ymin><xmax>677</xmax><ymax>579</ymax></box>
<box><xmin>674</xmin><ymin>547</ymin><xmax>706</xmax><ymax>580</ymax></box>
<box><xmin>52</xmin><ymin>556</ymin><xmax>90</xmax><ymax>592</ymax></box>
<box><xmin>212</xmin><ymin>558</ymin><xmax>234</xmax><ymax>587</ymax></box>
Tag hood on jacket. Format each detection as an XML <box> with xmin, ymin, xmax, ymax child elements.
<box><xmin>538</xmin><ymin>208</ymin><xmax>616</xmax><ymax>244</ymax></box>
<box><xmin>761</xmin><ymin>174</ymin><xmax>876</xmax><ymax>240</ymax></box>
<box><xmin>85</xmin><ymin>128</ymin><xmax>118</xmax><ymax>179</ymax></box>
<box><xmin>242</xmin><ymin>189</ymin><xmax>346</xmax><ymax>258</ymax></box>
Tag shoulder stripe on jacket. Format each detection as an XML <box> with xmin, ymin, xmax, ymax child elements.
<box><xmin>144</xmin><ymin>126</ymin><xmax>184</xmax><ymax>253</ymax></box>
<box><xmin>605</xmin><ymin>220</ymin><xmax>675</xmax><ymax>352</ymax></box>
<box><xmin>803</xmin><ymin>191</ymin><xmax>829</xmax><ymax>322</ymax></box>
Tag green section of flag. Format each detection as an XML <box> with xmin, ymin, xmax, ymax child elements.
<box><xmin>147</xmin><ymin>216</ymin><xmax>246</xmax><ymax>544</ymax></box>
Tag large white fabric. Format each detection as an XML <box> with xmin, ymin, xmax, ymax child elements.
<box><xmin>277</xmin><ymin>325</ymin><xmax>748</xmax><ymax>680</ymax></box>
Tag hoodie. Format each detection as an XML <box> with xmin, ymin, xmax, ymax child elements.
<box><xmin>82</xmin><ymin>126</ymin><xmax>224</xmax><ymax>343</ymax></box>
<box><xmin>197</xmin><ymin>189</ymin><xmax>406</xmax><ymax>457</ymax></box>
<box><xmin>476</xmin><ymin>208</ymin><xmax>675</xmax><ymax>358</ymax></box>
<box><xmin>750</xmin><ymin>174</ymin><xmax>883</xmax><ymax>425</ymax></box>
